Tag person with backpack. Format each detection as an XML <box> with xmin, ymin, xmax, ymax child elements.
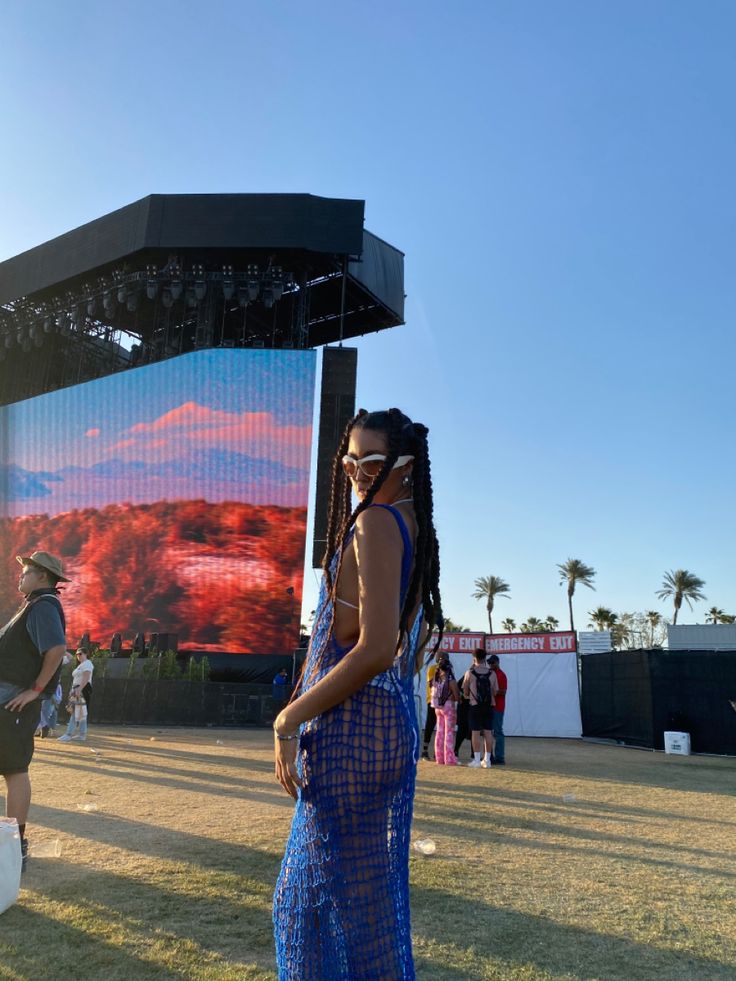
<box><xmin>431</xmin><ymin>656</ymin><xmax>461</xmax><ymax>765</ymax></box>
<box><xmin>462</xmin><ymin>648</ymin><xmax>498</xmax><ymax>768</ymax></box>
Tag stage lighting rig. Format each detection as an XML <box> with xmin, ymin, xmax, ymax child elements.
<box><xmin>247</xmin><ymin>264</ymin><xmax>260</xmax><ymax>302</ymax></box>
<box><xmin>271</xmin><ymin>266</ymin><xmax>285</xmax><ymax>303</ymax></box>
<box><xmin>222</xmin><ymin>265</ymin><xmax>235</xmax><ymax>301</ymax></box>
<box><xmin>146</xmin><ymin>265</ymin><xmax>158</xmax><ymax>300</ymax></box>
<box><xmin>169</xmin><ymin>263</ymin><xmax>183</xmax><ymax>301</ymax></box>
<box><xmin>193</xmin><ymin>264</ymin><xmax>207</xmax><ymax>301</ymax></box>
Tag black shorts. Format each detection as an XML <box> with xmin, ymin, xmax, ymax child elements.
<box><xmin>0</xmin><ymin>701</ymin><xmax>41</xmax><ymax>775</ymax></box>
<box><xmin>468</xmin><ymin>704</ymin><xmax>493</xmax><ymax>732</ymax></box>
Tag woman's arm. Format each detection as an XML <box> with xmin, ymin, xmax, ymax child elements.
<box><xmin>449</xmin><ymin>679</ymin><xmax>461</xmax><ymax>701</ymax></box>
<box><xmin>274</xmin><ymin>507</ymin><xmax>405</xmax><ymax>797</ymax></box>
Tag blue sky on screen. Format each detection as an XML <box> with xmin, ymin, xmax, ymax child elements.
<box><xmin>0</xmin><ymin>350</ymin><xmax>316</xmax><ymax>513</ymax></box>
<box><xmin>1</xmin><ymin>2</ymin><xmax>735</xmax><ymax>628</ymax></box>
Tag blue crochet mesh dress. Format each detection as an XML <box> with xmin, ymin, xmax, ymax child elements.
<box><xmin>273</xmin><ymin>504</ymin><xmax>422</xmax><ymax>980</ymax></box>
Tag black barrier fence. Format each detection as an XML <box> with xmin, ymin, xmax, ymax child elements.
<box><xmin>581</xmin><ymin>649</ymin><xmax>736</xmax><ymax>755</ymax></box>
<box><xmin>81</xmin><ymin>678</ymin><xmax>293</xmax><ymax>727</ymax></box>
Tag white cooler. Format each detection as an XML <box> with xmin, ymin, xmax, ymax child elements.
<box><xmin>664</xmin><ymin>731</ymin><xmax>691</xmax><ymax>755</ymax></box>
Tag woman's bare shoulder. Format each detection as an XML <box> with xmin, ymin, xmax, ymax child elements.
<box><xmin>354</xmin><ymin>505</ymin><xmax>406</xmax><ymax>540</ymax></box>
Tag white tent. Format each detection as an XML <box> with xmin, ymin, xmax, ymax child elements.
<box><xmin>417</xmin><ymin>651</ymin><xmax>582</xmax><ymax>739</ymax></box>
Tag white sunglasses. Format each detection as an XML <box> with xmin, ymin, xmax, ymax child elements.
<box><xmin>341</xmin><ymin>453</ymin><xmax>414</xmax><ymax>479</ymax></box>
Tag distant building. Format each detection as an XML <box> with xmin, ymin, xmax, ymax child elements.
<box><xmin>578</xmin><ymin>631</ymin><xmax>613</xmax><ymax>654</ymax></box>
<box><xmin>667</xmin><ymin>624</ymin><xmax>736</xmax><ymax>651</ymax></box>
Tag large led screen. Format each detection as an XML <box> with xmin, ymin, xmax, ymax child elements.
<box><xmin>0</xmin><ymin>349</ymin><xmax>316</xmax><ymax>653</ymax></box>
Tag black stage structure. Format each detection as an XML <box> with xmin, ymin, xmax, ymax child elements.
<box><xmin>0</xmin><ymin>193</ymin><xmax>403</xmax><ymax>406</ymax></box>
<box><xmin>0</xmin><ymin>194</ymin><xmax>405</xmax><ymax>722</ymax></box>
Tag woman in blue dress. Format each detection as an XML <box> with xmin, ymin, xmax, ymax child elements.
<box><xmin>273</xmin><ymin>408</ymin><xmax>443</xmax><ymax>980</ymax></box>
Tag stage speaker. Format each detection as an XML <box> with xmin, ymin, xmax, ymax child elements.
<box><xmin>311</xmin><ymin>346</ymin><xmax>357</xmax><ymax>568</ymax></box>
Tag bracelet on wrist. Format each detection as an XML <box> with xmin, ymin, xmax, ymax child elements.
<box><xmin>273</xmin><ymin>722</ymin><xmax>299</xmax><ymax>741</ymax></box>
<box><xmin>31</xmin><ymin>684</ymin><xmax>44</xmax><ymax>693</ymax></box>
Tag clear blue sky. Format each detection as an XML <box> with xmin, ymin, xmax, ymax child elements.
<box><xmin>2</xmin><ymin>1</ymin><xmax>735</xmax><ymax>631</ymax></box>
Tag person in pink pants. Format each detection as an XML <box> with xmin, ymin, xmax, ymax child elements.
<box><xmin>431</xmin><ymin>656</ymin><xmax>461</xmax><ymax>765</ymax></box>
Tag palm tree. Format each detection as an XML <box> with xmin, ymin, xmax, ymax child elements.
<box><xmin>501</xmin><ymin>618</ymin><xmax>517</xmax><ymax>633</ymax></box>
<box><xmin>645</xmin><ymin>610</ymin><xmax>662</xmax><ymax>647</ymax></box>
<box><xmin>705</xmin><ymin>607</ymin><xmax>726</xmax><ymax>625</ymax></box>
<box><xmin>544</xmin><ymin>615</ymin><xmax>559</xmax><ymax>632</ymax></box>
<box><xmin>557</xmin><ymin>558</ymin><xmax>596</xmax><ymax>632</ymax></box>
<box><xmin>472</xmin><ymin>576</ymin><xmax>511</xmax><ymax>634</ymax></box>
<box><xmin>588</xmin><ymin>607</ymin><xmax>617</xmax><ymax>631</ymax></box>
<box><xmin>443</xmin><ymin>617</ymin><xmax>470</xmax><ymax>632</ymax></box>
<box><xmin>656</xmin><ymin>569</ymin><xmax>706</xmax><ymax>625</ymax></box>
<box><xmin>521</xmin><ymin>616</ymin><xmax>544</xmax><ymax>633</ymax></box>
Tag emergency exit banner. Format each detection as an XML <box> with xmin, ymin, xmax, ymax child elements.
<box><xmin>428</xmin><ymin>631</ymin><xmax>577</xmax><ymax>654</ymax></box>
<box><xmin>486</xmin><ymin>631</ymin><xmax>577</xmax><ymax>654</ymax></box>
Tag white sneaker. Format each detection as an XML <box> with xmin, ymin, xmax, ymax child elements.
<box><xmin>70</xmin><ymin>735</ymin><xmax>86</xmax><ymax>741</ymax></box>
<box><xmin>481</xmin><ymin>759</ymin><xmax>491</xmax><ymax>768</ymax></box>
<box><xmin>57</xmin><ymin>735</ymin><xmax>72</xmax><ymax>743</ymax></box>
<box><xmin>467</xmin><ymin>759</ymin><xmax>482</xmax><ymax>768</ymax></box>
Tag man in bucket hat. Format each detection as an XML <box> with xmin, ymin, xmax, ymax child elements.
<box><xmin>0</xmin><ymin>551</ymin><xmax>69</xmax><ymax>870</ymax></box>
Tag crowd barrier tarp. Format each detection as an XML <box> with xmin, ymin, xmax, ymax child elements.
<box><xmin>580</xmin><ymin>651</ymin><xmax>654</xmax><ymax>747</ymax></box>
<box><xmin>101</xmin><ymin>652</ymin><xmax>298</xmax><ymax>684</ymax></box>
<box><xmin>415</xmin><ymin>651</ymin><xmax>582</xmax><ymax>738</ymax></box>
<box><xmin>581</xmin><ymin>650</ymin><xmax>736</xmax><ymax>755</ymax></box>
<box><xmin>83</xmin><ymin>679</ymin><xmax>292</xmax><ymax>727</ymax></box>
<box><xmin>504</xmin><ymin>652</ymin><xmax>582</xmax><ymax>737</ymax></box>
<box><xmin>649</xmin><ymin>651</ymin><xmax>736</xmax><ymax>754</ymax></box>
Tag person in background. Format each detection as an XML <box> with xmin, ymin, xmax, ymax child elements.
<box><xmin>58</xmin><ymin>649</ymin><xmax>94</xmax><ymax>742</ymax></box>
<box><xmin>0</xmin><ymin>551</ymin><xmax>69</xmax><ymax>870</ymax></box>
<box><xmin>489</xmin><ymin>654</ymin><xmax>508</xmax><ymax>765</ymax></box>
<box><xmin>462</xmin><ymin>648</ymin><xmax>498</xmax><ymax>768</ymax></box>
<box><xmin>421</xmin><ymin>650</ymin><xmax>442</xmax><ymax>759</ymax></box>
<box><xmin>272</xmin><ymin>667</ymin><xmax>290</xmax><ymax>708</ymax></box>
<box><xmin>453</xmin><ymin>678</ymin><xmax>471</xmax><ymax>761</ymax></box>
<box><xmin>37</xmin><ymin>681</ymin><xmax>62</xmax><ymax>738</ymax></box>
<box><xmin>431</xmin><ymin>655</ymin><xmax>461</xmax><ymax>765</ymax></box>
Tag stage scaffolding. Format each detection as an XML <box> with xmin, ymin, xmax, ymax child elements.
<box><xmin>0</xmin><ymin>193</ymin><xmax>404</xmax><ymax>406</ymax></box>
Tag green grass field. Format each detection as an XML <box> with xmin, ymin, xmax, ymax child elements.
<box><xmin>1</xmin><ymin>729</ymin><xmax>734</xmax><ymax>980</ymax></box>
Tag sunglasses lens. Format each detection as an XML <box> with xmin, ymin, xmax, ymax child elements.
<box><xmin>360</xmin><ymin>459</ymin><xmax>384</xmax><ymax>477</ymax></box>
<box><xmin>341</xmin><ymin>456</ymin><xmax>386</xmax><ymax>478</ymax></box>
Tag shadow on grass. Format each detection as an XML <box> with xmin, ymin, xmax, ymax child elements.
<box><xmin>1</xmin><ymin>903</ymin><xmax>208</xmax><ymax>981</ymax></box>
<box><xmin>505</xmin><ymin>738</ymin><xmax>736</xmax><ymax>796</ymax></box>
<box><xmin>6</xmin><ymin>817</ymin><xmax>282</xmax><ymax>978</ymax></box>
<box><xmin>411</xmin><ymin>882</ymin><xmax>734</xmax><ymax>981</ymax></box>
<box><xmin>34</xmin><ymin>750</ymin><xmax>291</xmax><ymax>807</ymax></box>
<box><xmin>28</xmin><ymin>802</ymin><xmax>285</xmax><ymax>880</ymax></box>
<box><xmin>413</xmin><ymin>811</ymin><xmax>734</xmax><ymax>887</ymax></box>
<box><xmin>415</xmin><ymin>794</ymin><xmax>734</xmax><ymax>874</ymax></box>
<box><xmin>417</xmin><ymin>780</ymin><xmax>736</xmax><ymax>829</ymax></box>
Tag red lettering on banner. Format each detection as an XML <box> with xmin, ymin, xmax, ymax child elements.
<box><xmin>486</xmin><ymin>632</ymin><xmax>576</xmax><ymax>654</ymax></box>
<box><xmin>428</xmin><ymin>631</ymin><xmax>576</xmax><ymax>654</ymax></box>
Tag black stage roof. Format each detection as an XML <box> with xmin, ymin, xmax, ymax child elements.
<box><xmin>0</xmin><ymin>193</ymin><xmax>404</xmax><ymax>404</ymax></box>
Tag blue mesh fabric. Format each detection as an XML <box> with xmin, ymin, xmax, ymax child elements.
<box><xmin>273</xmin><ymin>505</ymin><xmax>422</xmax><ymax>980</ymax></box>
